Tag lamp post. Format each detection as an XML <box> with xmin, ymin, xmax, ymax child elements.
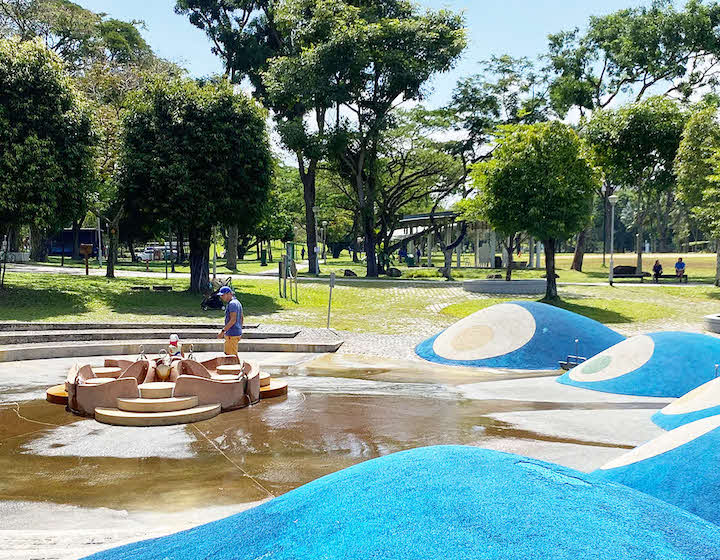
<box><xmin>608</xmin><ymin>194</ymin><xmax>619</xmax><ymax>285</ymax></box>
<box><xmin>312</xmin><ymin>205</ymin><xmax>319</xmax><ymax>276</ymax></box>
<box><xmin>322</xmin><ymin>220</ymin><xmax>328</xmax><ymax>264</ymax></box>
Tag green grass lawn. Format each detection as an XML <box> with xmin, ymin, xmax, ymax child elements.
<box><xmin>2</xmin><ymin>270</ymin><xmax>719</xmax><ymax>335</ymax></box>
<box><xmin>302</xmin><ymin>252</ymin><xmax>719</xmax><ymax>284</ymax></box>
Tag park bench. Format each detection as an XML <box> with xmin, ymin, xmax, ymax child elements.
<box><xmin>610</xmin><ymin>265</ymin><xmax>649</xmax><ymax>285</ymax></box>
<box><xmin>653</xmin><ymin>273</ymin><xmax>688</xmax><ymax>284</ymax></box>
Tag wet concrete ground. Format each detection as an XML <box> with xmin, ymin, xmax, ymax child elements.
<box><xmin>0</xmin><ymin>352</ymin><xmax>670</xmax><ymax>559</ymax></box>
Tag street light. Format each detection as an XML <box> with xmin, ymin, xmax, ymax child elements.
<box><xmin>312</xmin><ymin>205</ymin><xmax>320</xmax><ymax>276</ymax></box>
<box><xmin>322</xmin><ymin>220</ymin><xmax>328</xmax><ymax>264</ymax></box>
<box><xmin>608</xmin><ymin>194</ymin><xmax>619</xmax><ymax>285</ymax></box>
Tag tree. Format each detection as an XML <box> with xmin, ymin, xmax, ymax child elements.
<box><xmin>676</xmin><ymin>104</ymin><xmax>720</xmax><ymax>285</ymax></box>
<box><xmin>0</xmin><ymin>37</ymin><xmax>94</xmax><ymax>270</ymax></box>
<box><xmin>547</xmin><ymin>0</ymin><xmax>720</xmax><ymax>116</ymax></box>
<box><xmin>320</xmin><ymin>0</ymin><xmax>466</xmax><ymax>277</ymax></box>
<box><xmin>119</xmin><ymin>78</ymin><xmax>272</xmax><ymax>292</ymax></box>
<box><xmin>585</xmin><ymin>97</ymin><xmax>687</xmax><ymax>273</ymax></box>
<box><xmin>547</xmin><ymin>0</ymin><xmax>720</xmax><ymax>270</ymax></box>
<box><xmin>472</xmin><ymin>122</ymin><xmax>599</xmax><ymax>300</ymax></box>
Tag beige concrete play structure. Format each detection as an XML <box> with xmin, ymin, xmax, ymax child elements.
<box><xmin>48</xmin><ymin>353</ymin><xmax>287</xmax><ymax>426</ymax></box>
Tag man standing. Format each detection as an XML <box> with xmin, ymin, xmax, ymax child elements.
<box><xmin>216</xmin><ymin>286</ymin><xmax>243</xmax><ymax>355</ymax></box>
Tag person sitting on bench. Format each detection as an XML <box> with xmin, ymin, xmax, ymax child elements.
<box><xmin>653</xmin><ymin>260</ymin><xmax>663</xmax><ymax>281</ymax></box>
<box><xmin>675</xmin><ymin>257</ymin><xmax>686</xmax><ymax>278</ymax></box>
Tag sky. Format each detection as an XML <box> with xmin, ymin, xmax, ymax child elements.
<box><xmin>76</xmin><ymin>0</ymin><xmax>657</xmax><ymax>108</ymax></box>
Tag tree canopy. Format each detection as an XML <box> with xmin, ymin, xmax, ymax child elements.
<box><xmin>119</xmin><ymin>78</ymin><xmax>272</xmax><ymax>292</ymax></box>
<box><xmin>472</xmin><ymin>122</ymin><xmax>599</xmax><ymax>299</ymax></box>
<box><xmin>0</xmin><ymin>37</ymin><xmax>94</xmax><ymax>239</ymax></box>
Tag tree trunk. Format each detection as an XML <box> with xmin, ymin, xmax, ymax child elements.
<box><xmin>504</xmin><ymin>236</ymin><xmax>516</xmax><ymax>281</ymax></box>
<box><xmin>268</xmin><ymin>240</ymin><xmax>273</xmax><ymax>263</ymax></box>
<box><xmin>570</xmin><ymin>226</ymin><xmax>589</xmax><ymax>271</ymax></box>
<box><xmin>543</xmin><ymin>238</ymin><xmax>558</xmax><ymax>300</ymax></box>
<box><xmin>106</xmin><ymin>217</ymin><xmax>120</xmax><ymax>279</ymax></box>
<box><xmin>189</xmin><ymin>227</ymin><xmax>211</xmax><ymax>294</ymax></box>
<box><xmin>7</xmin><ymin>227</ymin><xmax>19</xmax><ymax>252</ymax></box>
<box><xmin>363</xmin><ymin>207</ymin><xmax>378</xmax><ymax>278</ymax></box>
<box><xmin>30</xmin><ymin>227</ymin><xmax>48</xmax><ymax>262</ymax></box>
<box><xmin>715</xmin><ymin>238</ymin><xmax>720</xmax><ymax>288</ymax></box>
<box><xmin>128</xmin><ymin>237</ymin><xmax>136</xmax><ymax>262</ymax></box>
<box><xmin>176</xmin><ymin>230</ymin><xmax>185</xmax><ymax>262</ymax></box>
<box><xmin>302</xmin><ymin>170</ymin><xmax>319</xmax><ymax>275</ymax></box>
<box><xmin>440</xmin><ymin>249</ymin><xmax>454</xmax><ymax>279</ymax></box>
<box><xmin>226</xmin><ymin>225</ymin><xmax>238</xmax><ymax>270</ymax></box>
<box><xmin>636</xmin><ymin>224</ymin><xmax>644</xmax><ymax>273</ymax></box>
<box><xmin>72</xmin><ymin>220</ymin><xmax>81</xmax><ymax>260</ymax></box>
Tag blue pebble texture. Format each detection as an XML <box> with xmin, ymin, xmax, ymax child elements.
<box><xmin>558</xmin><ymin>332</ymin><xmax>720</xmax><ymax>397</ymax></box>
<box><xmin>593</xmin><ymin>423</ymin><xmax>720</xmax><ymax>526</ymax></box>
<box><xmin>83</xmin><ymin>446</ymin><xmax>720</xmax><ymax>560</ymax></box>
<box><xmin>415</xmin><ymin>302</ymin><xmax>624</xmax><ymax>370</ymax></box>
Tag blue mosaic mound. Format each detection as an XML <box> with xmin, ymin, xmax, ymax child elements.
<box><xmin>593</xmin><ymin>417</ymin><xmax>720</xmax><ymax>526</ymax></box>
<box><xmin>415</xmin><ymin>301</ymin><xmax>624</xmax><ymax>370</ymax></box>
<box><xmin>557</xmin><ymin>332</ymin><xmax>720</xmax><ymax>397</ymax></box>
<box><xmin>653</xmin><ymin>377</ymin><xmax>720</xmax><ymax>430</ymax></box>
<box><xmin>83</xmin><ymin>445</ymin><xmax>720</xmax><ymax>560</ymax></box>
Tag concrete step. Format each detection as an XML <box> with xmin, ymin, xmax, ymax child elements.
<box><xmin>138</xmin><ymin>382</ymin><xmax>175</xmax><ymax>399</ymax></box>
<box><xmin>117</xmin><ymin>396</ymin><xmax>198</xmax><ymax>413</ymax></box>
<box><xmin>0</xmin><ymin>328</ymin><xmax>299</xmax><ymax>345</ymax></box>
<box><xmin>0</xmin><ymin>338</ymin><xmax>343</xmax><ymax>362</ymax></box>
<box><xmin>260</xmin><ymin>380</ymin><xmax>288</xmax><ymax>399</ymax></box>
<box><xmin>0</xmin><ymin>322</ymin><xmax>260</xmax><ymax>332</ymax></box>
<box><xmin>260</xmin><ymin>372</ymin><xmax>270</xmax><ymax>387</ymax></box>
<box><xmin>94</xmin><ymin>403</ymin><xmax>221</xmax><ymax>426</ymax></box>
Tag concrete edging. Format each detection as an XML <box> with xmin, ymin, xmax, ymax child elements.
<box><xmin>463</xmin><ymin>279</ymin><xmax>547</xmax><ymax>295</ymax></box>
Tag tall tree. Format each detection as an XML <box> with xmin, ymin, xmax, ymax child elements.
<box><xmin>320</xmin><ymin>0</ymin><xmax>466</xmax><ymax>277</ymax></box>
<box><xmin>675</xmin><ymin>103</ymin><xmax>720</xmax><ymax>285</ymax></box>
<box><xmin>585</xmin><ymin>97</ymin><xmax>687</xmax><ymax>273</ymax></box>
<box><xmin>547</xmin><ymin>0</ymin><xmax>720</xmax><ymax>269</ymax></box>
<box><xmin>471</xmin><ymin>122</ymin><xmax>599</xmax><ymax>300</ymax></box>
<box><xmin>0</xmin><ymin>38</ymin><xmax>94</xmax><ymax>269</ymax></box>
<box><xmin>119</xmin><ymin>78</ymin><xmax>272</xmax><ymax>292</ymax></box>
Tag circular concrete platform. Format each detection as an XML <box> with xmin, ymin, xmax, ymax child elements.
<box><xmin>260</xmin><ymin>380</ymin><xmax>288</xmax><ymax>399</ymax></box>
<box><xmin>45</xmin><ymin>384</ymin><xmax>68</xmax><ymax>405</ymax></box>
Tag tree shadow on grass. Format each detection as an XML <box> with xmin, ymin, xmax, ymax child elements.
<box><xmin>545</xmin><ymin>299</ymin><xmax>633</xmax><ymax>324</ymax></box>
<box><xmin>0</xmin><ymin>285</ymin><xmax>89</xmax><ymax>321</ymax></box>
<box><xmin>102</xmin><ymin>287</ymin><xmax>282</xmax><ymax>319</ymax></box>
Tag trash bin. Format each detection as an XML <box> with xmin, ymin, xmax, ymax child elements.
<box><xmin>261</xmin><ymin>249</ymin><xmax>267</xmax><ymax>266</ymax></box>
<box><xmin>406</xmin><ymin>255</ymin><xmax>415</xmax><ymax>267</ymax></box>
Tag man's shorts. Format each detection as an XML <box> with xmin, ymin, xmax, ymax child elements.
<box><xmin>224</xmin><ymin>335</ymin><xmax>242</xmax><ymax>356</ymax></box>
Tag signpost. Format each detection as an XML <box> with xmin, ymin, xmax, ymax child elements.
<box><xmin>327</xmin><ymin>272</ymin><xmax>336</xmax><ymax>329</ymax></box>
<box><xmin>79</xmin><ymin>244</ymin><xmax>93</xmax><ymax>276</ymax></box>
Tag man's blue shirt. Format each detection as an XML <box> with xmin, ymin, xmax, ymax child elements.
<box><xmin>225</xmin><ymin>298</ymin><xmax>243</xmax><ymax>336</ymax></box>
<box><xmin>675</xmin><ymin>261</ymin><xmax>686</xmax><ymax>271</ymax></box>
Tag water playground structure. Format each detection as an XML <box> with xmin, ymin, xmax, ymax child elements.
<box><xmin>81</xmin><ymin>445</ymin><xmax>720</xmax><ymax>560</ymax></box>
<box><xmin>557</xmin><ymin>332</ymin><xmax>720</xmax><ymax>397</ymax></box>
<box><xmin>653</xmin><ymin>376</ymin><xmax>720</xmax><ymax>430</ymax></box>
<box><xmin>46</xmin><ymin>349</ymin><xmax>288</xmax><ymax>426</ymax></box>
<box><xmin>415</xmin><ymin>301</ymin><xmax>624</xmax><ymax>370</ymax></box>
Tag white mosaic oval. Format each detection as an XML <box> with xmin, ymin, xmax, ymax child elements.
<box><xmin>600</xmin><ymin>415</ymin><xmax>720</xmax><ymax>470</ymax></box>
<box><xmin>569</xmin><ymin>335</ymin><xmax>654</xmax><ymax>383</ymax></box>
<box><xmin>432</xmin><ymin>303</ymin><xmax>536</xmax><ymax>361</ymax></box>
<box><xmin>661</xmin><ymin>377</ymin><xmax>720</xmax><ymax>416</ymax></box>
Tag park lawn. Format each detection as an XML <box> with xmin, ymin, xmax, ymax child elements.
<box><xmin>38</xmin><ymin>255</ymin><xmax>276</xmax><ymax>276</ymax></box>
<box><xmin>301</xmin><ymin>252</ymin><xmax>719</xmax><ymax>284</ymax></box>
<box><xmin>2</xmin><ymin>271</ymin><xmax>719</xmax><ymax>335</ymax></box>
<box><xmin>0</xmin><ymin>272</ymin><xmax>463</xmax><ymax>334</ymax></box>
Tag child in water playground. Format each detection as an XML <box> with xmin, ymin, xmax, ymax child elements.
<box><xmin>168</xmin><ymin>334</ymin><xmax>183</xmax><ymax>359</ymax></box>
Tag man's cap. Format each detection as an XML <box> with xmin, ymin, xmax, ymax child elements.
<box><xmin>169</xmin><ymin>334</ymin><xmax>179</xmax><ymax>343</ymax></box>
<box><xmin>218</xmin><ymin>286</ymin><xmax>233</xmax><ymax>296</ymax></box>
